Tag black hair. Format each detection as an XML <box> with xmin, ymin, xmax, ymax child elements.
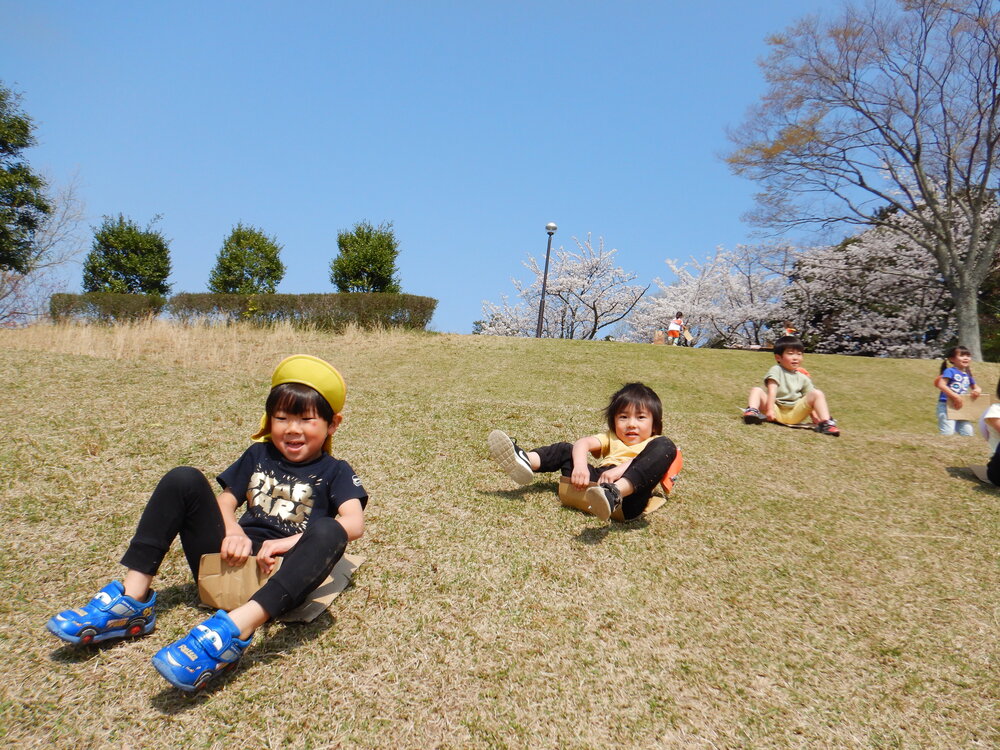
<box><xmin>604</xmin><ymin>382</ymin><xmax>663</xmax><ymax>435</ymax></box>
<box><xmin>774</xmin><ymin>335</ymin><xmax>805</xmax><ymax>356</ymax></box>
<box><xmin>941</xmin><ymin>345</ymin><xmax>973</xmax><ymax>376</ymax></box>
<box><xmin>265</xmin><ymin>382</ymin><xmax>335</xmax><ymax>422</ymax></box>
<box><xmin>674</xmin><ymin>311</ymin><xmax>683</xmax><ymax>318</ymax></box>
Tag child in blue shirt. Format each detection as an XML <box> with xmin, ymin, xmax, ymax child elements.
<box><xmin>934</xmin><ymin>345</ymin><xmax>981</xmax><ymax>436</ymax></box>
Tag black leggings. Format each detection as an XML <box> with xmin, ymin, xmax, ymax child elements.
<box><xmin>120</xmin><ymin>466</ymin><xmax>348</xmax><ymax>618</ymax></box>
<box><xmin>988</xmin><ymin>445</ymin><xmax>1000</xmax><ymax>486</ymax></box>
<box><xmin>531</xmin><ymin>436</ymin><xmax>677</xmax><ymax>520</ymax></box>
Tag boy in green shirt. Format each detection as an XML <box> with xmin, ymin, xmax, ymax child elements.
<box><xmin>742</xmin><ymin>336</ymin><xmax>840</xmax><ymax>436</ymax></box>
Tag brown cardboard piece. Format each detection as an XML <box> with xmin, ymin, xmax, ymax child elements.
<box><xmin>946</xmin><ymin>394</ymin><xmax>995</xmax><ymax>422</ymax></box>
<box><xmin>557</xmin><ymin>477</ymin><xmax>667</xmax><ymax>522</ymax></box>
<box><xmin>197</xmin><ymin>553</ymin><xmax>365</xmax><ymax>623</ymax></box>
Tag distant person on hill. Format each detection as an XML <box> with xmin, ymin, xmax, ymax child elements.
<box><xmin>46</xmin><ymin>355</ymin><xmax>367</xmax><ymax>692</ymax></box>
<box><xmin>487</xmin><ymin>383</ymin><xmax>680</xmax><ymax>522</ymax></box>
<box><xmin>979</xmin><ymin>376</ymin><xmax>1000</xmax><ymax>483</ymax></box>
<box><xmin>667</xmin><ymin>312</ymin><xmax>685</xmax><ymax>346</ymax></box>
<box><xmin>935</xmin><ymin>345</ymin><xmax>981</xmax><ymax>436</ymax></box>
<box><xmin>742</xmin><ymin>335</ymin><xmax>840</xmax><ymax>436</ymax></box>
<box><xmin>782</xmin><ymin>320</ymin><xmax>797</xmax><ymax>336</ymax></box>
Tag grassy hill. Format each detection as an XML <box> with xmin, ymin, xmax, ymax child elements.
<box><xmin>1</xmin><ymin>322</ymin><xmax>997</xmax><ymax>748</ymax></box>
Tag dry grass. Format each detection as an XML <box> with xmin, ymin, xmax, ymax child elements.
<box><xmin>1</xmin><ymin>321</ymin><xmax>998</xmax><ymax>748</ymax></box>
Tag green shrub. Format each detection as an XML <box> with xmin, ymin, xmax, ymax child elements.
<box><xmin>49</xmin><ymin>292</ymin><xmax>166</xmax><ymax>323</ymax></box>
<box><xmin>980</xmin><ymin>313</ymin><xmax>1000</xmax><ymax>362</ymax></box>
<box><xmin>50</xmin><ymin>292</ymin><xmax>436</xmax><ymax>330</ymax></box>
<box><xmin>165</xmin><ymin>292</ymin><xmax>437</xmax><ymax>330</ymax></box>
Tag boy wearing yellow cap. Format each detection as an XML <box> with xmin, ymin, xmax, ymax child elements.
<box><xmin>46</xmin><ymin>355</ymin><xmax>367</xmax><ymax>692</ymax></box>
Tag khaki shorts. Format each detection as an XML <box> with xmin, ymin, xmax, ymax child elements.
<box><xmin>774</xmin><ymin>398</ymin><xmax>812</xmax><ymax>425</ymax></box>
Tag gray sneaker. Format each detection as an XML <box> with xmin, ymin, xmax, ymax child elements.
<box><xmin>815</xmin><ymin>419</ymin><xmax>840</xmax><ymax>437</ymax></box>
<box><xmin>487</xmin><ymin>430</ymin><xmax>534</xmax><ymax>485</ymax></box>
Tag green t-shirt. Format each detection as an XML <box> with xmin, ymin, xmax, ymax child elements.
<box><xmin>765</xmin><ymin>364</ymin><xmax>814</xmax><ymax>405</ymax></box>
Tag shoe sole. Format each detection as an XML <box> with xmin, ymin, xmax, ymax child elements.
<box><xmin>487</xmin><ymin>430</ymin><xmax>534</xmax><ymax>485</ymax></box>
<box><xmin>152</xmin><ymin>655</ymin><xmax>238</xmax><ymax>692</ymax></box>
<box><xmin>46</xmin><ymin>617</ymin><xmax>155</xmax><ymax>646</ymax></box>
<box><xmin>583</xmin><ymin>486</ymin><xmax>612</xmax><ymax>523</ymax></box>
<box><xmin>742</xmin><ymin>412</ymin><xmax>763</xmax><ymax>425</ymax></box>
<box><xmin>152</xmin><ymin>654</ymin><xmax>197</xmax><ymax>692</ymax></box>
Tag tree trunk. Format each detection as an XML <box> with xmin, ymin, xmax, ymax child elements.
<box><xmin>952</xmin><ymin>286</ymin><xmax>983</xmax><ymax>361</ymax></box>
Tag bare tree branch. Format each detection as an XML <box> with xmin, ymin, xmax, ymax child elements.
<box><xmin>728</xmin><ymin>0</ymin><xmax>1000</xmax><ymax>358</ymax></box>
<box><xmin>0</xmin><ymin>178</ymin><xmax>86</xmax><ymax>326</ymax></box>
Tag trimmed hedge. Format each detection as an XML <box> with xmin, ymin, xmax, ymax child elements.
<box><xmin>50</xmin><ymin>292</ymin><xmax>166</xmax><ymax>322</ymax></box>
<box><xmin>50</xmin><ymin>292</ymin><xmax>437</xmax><ymax>330</ymax></box>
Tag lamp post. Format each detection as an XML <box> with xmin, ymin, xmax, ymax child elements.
<box><xmin>535</xmin><ymin>222</ymin><xmax>558</xmax><ymax>338</ymax></box>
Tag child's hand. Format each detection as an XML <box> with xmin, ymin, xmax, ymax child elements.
<box><xmin>257</xmin><ymin>535</ymin><xmax>301</xmax><ymax>576</ymax></box>
<box><xmin>570</xmin><ymin>464</ymin><xmax>591</xmax><ymax>490</ymax></box>
<box><xmin>220</xmin><ymin>531</ymin><xmax>252</xmax><ymax>565</ymax></box>
<box><xmin>764</xmin><ymin>407</ymin><xmax>777</xmax><ymax>422</ymax></box>
<box><xmin>597</xmin><ymin>463</ymin><xmax>627</xmax><ymax>485</ymax></box>
<box><xmin>972</xmin><ymin>386</ymin><xmax>982</xmax><ymax>399</ymax></box>
<box><xmin>949</xmin><ymin>394</ymin><xmax>964</xmax><ymax>409</ymax></box>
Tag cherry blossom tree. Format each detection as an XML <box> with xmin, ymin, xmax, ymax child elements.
<box><xmin>479</xmin><ymin>234</ymin><xmax>648</xmax><ymax>339</ymax></box>
<box><xmin>727</xmin><ymin>0</ymin><xmax>1000</xmax><ymax>359</ymax></box>
<box><xmin>784</xmin><ymin>213</ymin><xmax>969</xmax><ymax>357</ymax></box>
<box><xmin>626</xmin><ymin>245</ymin><xmax>793</xmax><ymax>348</ymax></box>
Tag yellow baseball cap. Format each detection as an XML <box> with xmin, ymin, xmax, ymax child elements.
<box><xmin>251</xmin><ymin>355</ymin><xmax>346</xmax><ymax>452</ymax></box>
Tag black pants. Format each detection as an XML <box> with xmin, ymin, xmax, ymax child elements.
<box><xmin>120</xmin><ymin>466</ymin><xmax>348</xmax><ymax>618</ymax></box>
<box><xmin>988</xmin><ymin>445</ymin><xmax>1000</xmax><ymax>486</ymax></box>
<box><xmin>532</xmin><ymin>436</ymin><xmax>677</xmax><ymax>520</ymax></box>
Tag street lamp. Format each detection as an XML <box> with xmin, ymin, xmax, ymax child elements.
<box><xmin>535</xmin><ymin>222</ymin><xmax>558</xmax><ymax>337</ymax></box>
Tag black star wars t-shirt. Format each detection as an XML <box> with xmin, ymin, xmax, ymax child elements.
<box><xmin>217</xmin><ymin>442</ymin><xmax>367</xmax><ymax>541</ymax></box>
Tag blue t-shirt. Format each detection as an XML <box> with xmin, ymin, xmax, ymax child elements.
<box><xmin>938</xmin><ymin>367</ymin><xmax>975</xmax><ymax>402</ymax></box>
<box><xmin>217</xmin><ymin>442</ymin><xmax>367</xmax><ymax>541</ymax></box>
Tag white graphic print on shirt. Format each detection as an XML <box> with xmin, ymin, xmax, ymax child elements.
<box><xmin>246</xmin><ymin>469</ymin><xmax>315</xmax><ymax>528</ymax></box>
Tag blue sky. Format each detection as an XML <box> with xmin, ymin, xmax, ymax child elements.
<box><xmin>4</xmin><ymin>1</ymin><xmax>832</xmax><ymax>333</ymax></box>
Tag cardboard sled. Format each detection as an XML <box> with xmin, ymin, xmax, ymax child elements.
<box><xmin>557</xmin><ymin>449</ymin><xmax>683</xmax><ymax>522</ymax></box>
<box><xmin>946</xmin><ymin>394</ymin><xmax>994</xmax><ymax>423</ymax></box>
<box><xmin>197</xmin><ymin>553</ymin><xmax>365</xmax><ymax>623</ymax></box>
<box><xmin>969</xmin><ymin>464</ymin><xmax>996</xmax><ymax>485</ymax></box>
<box><xmin>558</xmin><ymin>478</ymin><xmax>666</xmax><ymax>521</ymax></box>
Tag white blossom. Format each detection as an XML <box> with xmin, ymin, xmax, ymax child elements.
<box><xmin>479</xmin><ymin>234</ymin><xmax>647</xmax><ymax>339</ymax></box>
<box><xmin>784</xmin><ymin>217</ymin><xmax>959</xmax><ymax>357</ymax></box>
<box><xmin>624</xmin><ymin>245</ymin><xmax>792</xmax><ymax>347</ymax></box>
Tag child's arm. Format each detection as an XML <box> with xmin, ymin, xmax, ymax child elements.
<box><xmin>570</xmin><ymin>435</ymin><xmax>603</xmax><ymax>490</ymax></box>
<box><xmin>217</xmin><ymin>489</ymin><xmax>253</xmax><ymax>564</ymax></box>
<box><xmin>597</xmin><ymin>459</ymin><xmax>631</xmax><ymax>485</ymax></box>
<box><xmin>934</xmin><ymin>375</ymin><xmax>963</xmax><ymax>408</ymax></box>
<box><xmin>334</xmin><ymin>498</ymin><xmax>365</xmax><ymax>541</ymax></box>
<box><xmin>255</xmin><ymin>499</ymin><xmax>365</xmax><ymax>575</ymax></box>
<box><xmin>763</xmin><ymin>379</ymin><xmax>779</xmax><ymax>421</ymax></box>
